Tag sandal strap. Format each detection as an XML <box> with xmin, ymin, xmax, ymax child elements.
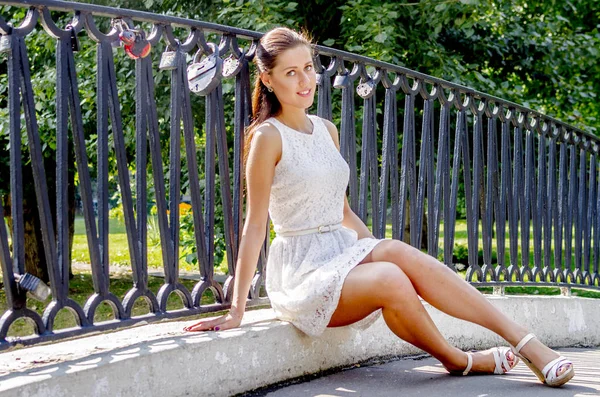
<box><xmin>462</xmin><ymin>352</ymin><xmax>473</xmax><ymax>376</ymax></box>
<box><xmin>542</xmin><ymin>356</ymin><xmax>570</xmax><ymax>382</ymax></box>
<box><xmin>492</xmin><ymin>347</ymin><xmax>512</xmax><ymax>374</ymax></box>
<box><xmin>513</xmin><ymin>333</ymin><xmax>536</xmax><ymax>354</ymax></box>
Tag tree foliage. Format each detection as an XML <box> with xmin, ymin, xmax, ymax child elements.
<box><xmin>334</xmin><ymin>0</ymin><xmax>599</xmax><ymax>133</ymax></box>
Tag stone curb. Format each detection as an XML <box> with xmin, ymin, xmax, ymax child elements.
<box><xmin>0</xmin><ymin>296</ymin><xmax>599</xmax><ymax>397</ymax></box>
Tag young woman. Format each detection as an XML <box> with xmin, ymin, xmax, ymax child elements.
<box><xmin>184</xmin><ymin>27</ymin><xmax>574</xmax><ymax>387</ymax></box>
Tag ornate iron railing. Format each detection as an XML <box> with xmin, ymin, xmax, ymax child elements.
<box><xmin>0</xmin><ymin>0</ymin><xmax>598</xmax><ymax>350</ymax></box>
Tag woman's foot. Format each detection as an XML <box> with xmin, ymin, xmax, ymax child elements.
<box><xmin>444</xmin><ymin>348</ymin><xmax>518</xmax><ymax>375</ymax></box>
<box><xmin>511</xmin><ymin>334</ymin><xmax>574</xmax><ymax>387</ymax></box>
<box><xmin>514</xmin><ymin>334</ymin><xmax>571</xmax><ymax>377</ymax></box>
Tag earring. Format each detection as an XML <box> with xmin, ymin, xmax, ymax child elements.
<box><xmin>267</xmin><ymin>86</ymin><xmax>273</xmax><ymax>92</ymax></box>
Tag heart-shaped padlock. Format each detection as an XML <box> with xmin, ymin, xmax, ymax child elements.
<box><xmin>356</xmin><ymin>79</ymin><xmax>376</xmax><ymax>99</ymax></box>
<box><xmin>187</xmin><ymin>43</ymin><xmax>222</xmax><ymax>96</ymax></box>
<box><xmin>222</xmin><ymin>55</ymin><xmax>243</xmax><ymax>78</ymax></box>
<box><xmin>124</xmin><ymin>34</ymin><xmax>151</xmax><ymax>59</ymax></box>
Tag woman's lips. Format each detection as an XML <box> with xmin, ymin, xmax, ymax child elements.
<box><xmin>297</xmin><ymin>89</ymin><xmax>311</xmax><ymax>97</ymax></box>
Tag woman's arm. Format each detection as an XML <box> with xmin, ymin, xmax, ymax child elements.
<box><xmin>184</xmin><ymin>125</ymin><xmax>281</xmax><ymax>332</ymax></box>
<box><xmin>341</xmin><ymin>197</ymin><xmax>376</xmax><ymax>240</ymax></box>
<box><xmin>230</xmin><ymin>126</ymin><xmax>281</xmax><ymax>315</ymax></box>
<box><xmin>321</xmin><ymin>118</ymin><xmax>375</xmax><ymax>240</ymax></box>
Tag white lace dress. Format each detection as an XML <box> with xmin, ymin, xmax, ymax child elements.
<box><xmin>264</xmin><ymin>115</ymin><xmax>385</xmax><ymax>337</ymax></box>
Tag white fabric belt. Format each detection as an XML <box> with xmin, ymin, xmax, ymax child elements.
<box><xmin>276</xmin><ymin>223</ymin><xmax>342</xmax><ymax>237</ymax></box>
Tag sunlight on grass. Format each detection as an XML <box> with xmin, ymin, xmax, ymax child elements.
<box><xmin>72</xmin><ymin>217</ymin><xmax>228</xmax><ymax>273</ymax></box>
<box><xmin>378</xmin><ymin>219</ymin><xmax>585</xmax><ymax>270</ymax></box>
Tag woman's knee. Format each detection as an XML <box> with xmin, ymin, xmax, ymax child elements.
<box><xmin>376</xmin><ymin>239</ymin><xmax>447</xmax><ymax>273</ymax></box>
<box><xmin>373</xmin><ymin>239</ymin><xmax>414</xmax><ymax>263</ymax></box>
<box><xmin>366</xmin><ymin>261</ymin><xmax>415</xmax><ymax>305</ymax></box>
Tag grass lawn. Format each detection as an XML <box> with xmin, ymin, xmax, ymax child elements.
<box><xmin>380</xmin><ymin>219</ymin><xmax>594</xmax><ymax>275</ymax></box>
<box><xmin>72</xmin><ymin>216</ymin><xmax>229</xmax><ymax>274</ymax></box>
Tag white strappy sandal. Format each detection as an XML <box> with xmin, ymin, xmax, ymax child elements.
<box><xmin>449</xmin><ymin>347</ymin><xmax>518</xmax><ymax>376</ymax></box>
<box><xmin>511</xmin><ymin>333</ymin><xmax>575</xmax><ymax>387</ymax></box>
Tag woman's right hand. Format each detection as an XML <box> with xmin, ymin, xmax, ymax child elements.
<box><xmin>183</xmin><ymin>308</ymin><xmax>243</xmax><ymax>332</ymax></box>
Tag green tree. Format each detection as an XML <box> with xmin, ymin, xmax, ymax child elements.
<box><xmin>333</xmin><ymin>0</ymin><xmax>599</xmax><ymax>133</ymax></box>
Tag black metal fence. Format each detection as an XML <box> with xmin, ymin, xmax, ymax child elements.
<box><xmin>0</xmin><ymin>0</ymin><xmax>598</xmax><ymax>350</ymax></box>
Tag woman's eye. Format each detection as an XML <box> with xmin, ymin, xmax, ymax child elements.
<box><xmin>306</xmin><ymin>65</ymin><xmax>313</xmax><ymax>71</ymax></box>
<box><xmin>287</xmin><ymin>70</ymin><xmax>295</xmax><ymax>76</ymax></box>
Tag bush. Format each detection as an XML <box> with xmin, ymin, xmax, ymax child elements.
<box><xmin>451</xmin><ymin>243</ymin><xmax>498</xmax><ymax>269</ymax></box>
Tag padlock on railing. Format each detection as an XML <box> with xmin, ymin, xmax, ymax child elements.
<box><xmin>333</xmin><ymin>73</ymin><xmax>350</xmax><ymax>89</ymax></box>
<box><xmin>123</xmin><ymin>33</ymin><xmax>151</xmax><ymax>59</ymax></box>
<box><xmin>316</xmin><ymin>73</ymin><xmax>323</xmax><ymax>86</ymax></box>
<box><xmin>159</xmin><ymin>48</ymin><xmax>181</xmax><ymax>71</ymax></box>
<box><xmin>187</xmin><ymin>43</ymin><xmax>222</xmax><ymax>96</ymax></box>
<box><xmin>114</xmin><ymin>19</ymin><xmax>151</xmax><ymax>60</ymax></box>
<box><xmin>357</xmin><ymin>79</ymin><xmax>377</xmax><ymax>99</ymax></box>
<box><xmin>0</xmin><ymin>34</ymin><xmax>12</xmax><ymax>55</ymax></box>
<box><xmin>222</xmin><ymin>54</ymin><xmax>243</xmax><ymax>78</ymax></box>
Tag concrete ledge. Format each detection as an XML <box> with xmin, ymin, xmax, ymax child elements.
<box><xmin>1</xmin><ymin>296</ymin><xmax>599</xmax><ymax>397</ymax></box>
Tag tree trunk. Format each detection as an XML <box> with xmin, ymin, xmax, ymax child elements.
<box><xmin>3</xmin><ymin>158</ymin><xmax>75</xmax><ymax>285</ymax></box>
<box><xmin>402</xmin><ymin>200</ymin><xmax>428</xmax><ymax>251</ymax></box>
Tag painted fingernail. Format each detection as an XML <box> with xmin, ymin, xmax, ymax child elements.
<box><xmin>214</xmin><ymin>326</ymin><xmax>220</xmax><ymax>331</ymax></box>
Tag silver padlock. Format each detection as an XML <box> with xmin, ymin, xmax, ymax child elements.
<box><xmin>0</xmin><ymin>35</ymin><xmax>12</xmax><ymax>54</ymax></box>
<box><xmin>333</xmin><ymin>73</ymin><xmax>350</xmax><ymax>89</ymax></box>
<box><xmin>159</xmin><ymin>50</ymin><xmax>180</xmax><ymax>71</ymax></box>
<box><xmin>187</xmin><ymin>44</ymin><xmax>222</xmax><ymax>96</ymax></box>
<box><xmin>222</xmin><ymin>55</ymin><xmax>243</xmax><ymax>78</ymax></box>
<box><xmin>316</xmin><ymin>73</ymin><xmax>323</xmax><ymax>85</ymax></box>
<box><xmin>356</xmin><ymin>79</ymin><xmax>376</xmax><ymax>99</ymax></box>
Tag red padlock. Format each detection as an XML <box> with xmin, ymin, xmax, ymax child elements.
<box><xmin>123</xmin><ymin>35</ymin><xmax>151</xmax><ymax>60</ymax></box>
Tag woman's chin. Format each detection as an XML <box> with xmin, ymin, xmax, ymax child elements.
<box><xmin>300</xmin><ymin>98</ymin><xmax>315</xmax><ymax>108</ymax></box>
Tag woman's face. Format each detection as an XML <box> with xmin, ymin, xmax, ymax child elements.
<box><xmin>261</xmin><ymin>45</ymin><xmax>317</xmax><ymax>111</ymax></box>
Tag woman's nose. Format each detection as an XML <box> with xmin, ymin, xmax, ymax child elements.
<box><xmin>299</xmin><ymin>71</ymin><xmax>310</xmax><ymax>86</ymax></box>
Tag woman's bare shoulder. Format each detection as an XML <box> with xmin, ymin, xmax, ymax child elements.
<box><xmin>315</xmin><ymin>116</ymin><xmax>337</xmax><ymax>133</ymax></box>
<box><xmin>249</xmin><ymin>122</ymin><xmax>282</xmax><ymax>164</ymax></box>
<box><xmin>254</xmin><ymin>121</ymin><xmax>280</xmax><ymax>137</ymax></box>
<box><xmin>312</xmin><ymin>116</ymin><xmax>340</xmax><ymax>148</ymax></box>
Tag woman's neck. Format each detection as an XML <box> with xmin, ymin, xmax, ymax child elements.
<box><xmin>275</xmin><ymin>107</ymin><xmax>312</xmax><ymax>134</ymax></box>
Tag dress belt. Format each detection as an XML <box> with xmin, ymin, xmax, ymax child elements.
<box><xmin>276</xmin><ymin>222</ymin><xmax>342</xmax><ymax>237</ymax></box>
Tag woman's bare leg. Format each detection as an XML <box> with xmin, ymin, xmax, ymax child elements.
<box><xmin>328</xmin><ymin>261</ymin><xmax>514</xmax><ymax>373</ymax></box>
<box><xmin>365</xmin><ymin>239</ymin><xmax>570</xmax><ymax>375</ymax></box>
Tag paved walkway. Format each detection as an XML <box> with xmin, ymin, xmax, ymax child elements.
<box><xmin>254</xmin><ymin>348</ymin><xmax>600</xmax><ymax>397</ymax></box>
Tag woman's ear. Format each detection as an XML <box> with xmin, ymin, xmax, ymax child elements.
<box><xmin>260</xmin><ymin>71</ymin><xmax>271</xmax><ymax>89</ymax></box>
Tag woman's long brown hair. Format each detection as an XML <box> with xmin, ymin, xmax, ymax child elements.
<box><xmin>242</xmin><ymin>27</ymin><xmax>314</xmax><ymax>168</ymax></box>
